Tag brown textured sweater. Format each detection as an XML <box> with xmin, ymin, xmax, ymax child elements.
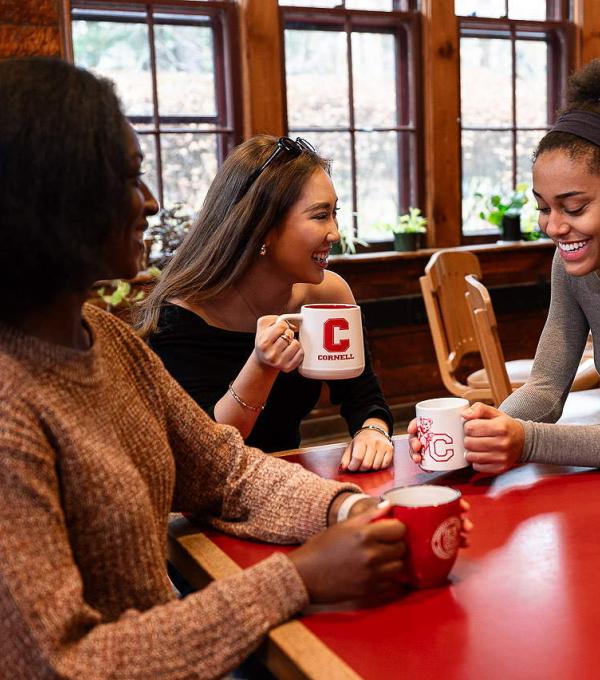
<box><xmin>0</xmin><ymin>304</ymin><xmax>358</xmax><ymax>680</ymax></box>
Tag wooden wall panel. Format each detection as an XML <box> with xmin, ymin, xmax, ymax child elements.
<box><xmin>0</xmin><ymin>25</ymin><xmax>61</xmax><ymax>58</ymax></box>
<box><xmin>239</xmin><ymin>0</ymin><xmax>286</xmax><ymax>138</ymax></box>
<box><xmin>0</xmin><ymin>0</ymin><xmax>59</xmax><ymax>26</ymax></box>
<box><xmin>420</xmin><ymin>0</ymin><xmax>461</xmax><ymax>248</ymax></box>
<box><xmin>0</xmin><ymin>0</ymin><xmax>62</xmax><ymax>59</ymax></box>
<box><xmin>330</xmin><ymin>241</ymin><xmax>555</xmax><ymax>300</ymax></box>
<box><xmin>573</xmin><ymin>0</ymin><xmax>600</xmax><ymax>68</ymax></box>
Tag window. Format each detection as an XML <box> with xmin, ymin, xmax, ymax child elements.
<box><xmin>69</xmin><ymin>0</ymin><xmax>241</xmax><ymax>212</ymax></box>
<box><xmin>280</xmin><ymin>1</ymin><xmax>420</xmax><ymax>242</ymax></box>
<box><xmin>457</xmin><ymin>0</ymin><xmax>569</xmax><ymax>234</ymax></box>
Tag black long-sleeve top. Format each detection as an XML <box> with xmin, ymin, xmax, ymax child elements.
<box><xmin>149</xmin><ymin>303</ymin><xmax>393</xmax><ymax>453</ymax></box>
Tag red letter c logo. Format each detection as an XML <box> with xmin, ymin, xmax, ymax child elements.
<box><xmin>323</xmin><ymin>318</ymin><xmax>350</xmax><ymax>352</ymax></box>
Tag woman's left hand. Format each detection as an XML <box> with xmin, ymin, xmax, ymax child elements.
<box><xmin>340</xmin><ymin>428</ymin><xmax>394</xmax><ymax>472</ymax></box>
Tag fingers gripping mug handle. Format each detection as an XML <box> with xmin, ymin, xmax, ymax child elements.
<box><xmin>276</xmin><ymin>313</ymin><xmax>302</xmax><ymax>332</ymax></box>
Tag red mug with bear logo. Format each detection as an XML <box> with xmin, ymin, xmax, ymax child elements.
<box><xmin>278</xmin><ymin>304</ymin><xmax>365</xmax><ymax>380</ymax></box>
<box><xmin>381</xmin><ymin>484</ymin><xmax>462</xmax><ymax>588</ymax></box>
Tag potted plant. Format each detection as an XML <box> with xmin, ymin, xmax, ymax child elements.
<box><xmin>89</xmin><ymin>267</ymin><xmax>161</xmax><ymax>321</ymax></box>
<box><xmin>330</xmin><ymin>223</ymin><xmax>369</xmax><ymax>255</ymax></box>
<box><xmin>476</xmin><ymin>183</ymin><xmax>528</xmax><ymax>242</ymax></box>
<box><xmin>374</xmin><ymin>208</ymin><xmax>428</xmax><ymax>252</ymax></box>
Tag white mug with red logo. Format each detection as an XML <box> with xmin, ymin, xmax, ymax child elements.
<box><xmin>278</xmin><ymin>304</ymin><xmax>365</xmax><ymax>380</ymax></box>
<box><xmin>415</xmin><ymin>397</ymin><xmax>470</xmax><ymax>472</ymax></box>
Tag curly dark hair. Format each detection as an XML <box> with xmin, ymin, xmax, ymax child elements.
<box><xmin>0</xmin><ymin>58</ymin><xmax>130</xmax><ymax>321</ymax></box>
<box><xmin>534</xmin><ymin>59</ymin><xmax>600</xmax><ymax>174</ymax></box>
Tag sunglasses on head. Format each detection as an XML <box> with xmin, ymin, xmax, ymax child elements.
<box><xmin>233</xmin><ymin>136</ymin><xmax>316</xmax><ymax>206</ymax></box>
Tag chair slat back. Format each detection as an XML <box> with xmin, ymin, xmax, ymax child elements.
<box><xmin>424</xmin><ymin>250</ymin><xmax>482</xmax><ymax>370</ymax></box>
<box><xmin>465</xmin><ymin>274</ymin><xmax>512</xmax><ymax>406</ymax></box>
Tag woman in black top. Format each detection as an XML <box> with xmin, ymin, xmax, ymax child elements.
<box><xmin>137</xmin><ymin>135</ymin><xmax>393</xmax><ymax>470</ymax></box>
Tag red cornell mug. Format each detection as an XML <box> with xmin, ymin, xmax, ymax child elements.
<box><xmin>381</xmin><ymin>484</ymin><xmax>462</xmax><ymax>588</ymax></box>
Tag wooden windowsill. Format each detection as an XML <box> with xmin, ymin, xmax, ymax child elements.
<box><xmin>330</xmin><ymin>238</ymin><xmax>554</xmax><ymax>264</ymax></box>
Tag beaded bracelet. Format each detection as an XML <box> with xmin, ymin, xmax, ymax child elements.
<box><xmin>352</xmin><ymin>424</ymin><xmax>392</xmax><ymax>444</ymax></box>
<box><xmin>227</xmin><ymin>383</ymin><xmax>265</xmax><ymax>412</ymax></box>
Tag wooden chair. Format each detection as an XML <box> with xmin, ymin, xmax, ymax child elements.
<box><xmin>420</xmin><ymin>250</ymin><xmax>535</xmax><ymax>403</ymax></box>
<box><xmin>420</xmin><ymin>250</ymin><xmax>599</xmax><ymax>406</ymax></box>
<box><xmin>465</xmin><ymin>275</ymin><xmax>600</xmax><ymax>422</ymax></box>
<box><xmin>464</xmin><ymin>275</ymin><xmax>513</xmax><ymax>406</ymax></box>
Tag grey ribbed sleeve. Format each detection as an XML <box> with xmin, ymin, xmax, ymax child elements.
<box><xmin>500</xmin><ymin>251</ymin><xmax>600</xmax><ymax>465</ymax></box>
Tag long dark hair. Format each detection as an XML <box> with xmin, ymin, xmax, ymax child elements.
<box><xmin>0</xmin><ymin>58</ymin><xmax>130</xmax><ymax>322</ymax></box>
<box><xmin>534</xmin><ymin>59</ymin><xmax>600</xmax><ymax>173</ymax></box>
<box><xmin>136</xmin><ymin>134</ymin><xmax>329</xmax><ymax>338</ymax></box>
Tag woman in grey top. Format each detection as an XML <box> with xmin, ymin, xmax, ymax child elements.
<box><xmin>410</xmin><ymin>59</ymin><xmax>600</xmax><ymax>473</ymax></box>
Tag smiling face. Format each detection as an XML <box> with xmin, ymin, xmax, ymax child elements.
<box><xmin>103</xmin><ymin>123</ymin><xmax>159</xmax><ymax>280</ymax></box>
<box><xmin>533</xmin><ymin>148</ymin><xmax>600</xmax><ymax>276</ymax></box>
<box><xmin>264</xmin><ymin>167</ymin><xmax>340</xmax><ymax>285</ymax></box>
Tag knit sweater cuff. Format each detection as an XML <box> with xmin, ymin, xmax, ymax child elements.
<box><xmin>518</xmin><ymin>419</ymin><xmax>534</xmax><ymax>463</ymax></box>
<box><xmin>224</xmin><ymin>552</ymin><xmax>309</xmax><ymax>628</ymax></box>
<box><xmin>285</xmin><ymin>478</ymin><xmax>361</xmax><ymax>540</ymax></box>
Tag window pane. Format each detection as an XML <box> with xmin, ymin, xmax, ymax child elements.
<box><xmin>516</xmin><ymin>40</ymin><xmax>548</xmax><ymax>128</ymax></box>
<box><xmin>137</xmin><ymin>132</ymin><xmax>159</xmax><ymax>202</ymax></box>
<box><xmin>155</xmin><ymin>25</ymin><xmax>216</xmax><ymax>117</ymax></box>
<box><xmin>509</xmin><ymin>1</ymin><xmax>546</xmax><ymax>20</ymax></box>
<box><xmin>462</xmin><ymin>130</ymin><xmax>512</xmax><ymax>232</ymax></box>
<box><xmin>455</xmin><ymin>0</ymin><xmax>506</xmax><ymax>17</ymax></box>
<box><xmin>161</xmin><ymin>132</ymin><xmax>218</xmax><ymax>211</ymax></box>
<box><xmin>285</xmin><ymin>29</ymin><xmax>349</xmax><ymax>128</ymax></box>
<box><xmin>517</xmin><ymin>130</ymin><xmax>544</xmax><ymax>188</ymax></box>
<box><xmin>353</xmin><ymin>32</ymin><xmax>397</xmax><ymax>128</ymax></box>
<box><xmin>461</xmin><ymin>38</ymin><xmax>512</xmax><ymax>127</ymax></box>
<box><xmin>356</xmin><ymin>131</ymin><xmax>400</xmax><ymax>241</ymax></box>
<box><xmin>295</xmin><ymin>131</ymin><xmax>353</xmax><ymax>234</ymax></box>
<box><xmin>72</xmin><ymin>20</ymin><xmax>152</xmax><ymax>117</ymax></box>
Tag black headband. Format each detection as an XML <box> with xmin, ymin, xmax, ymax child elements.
<box><xmin>551</xmin><ymin>110</ymin><xmax>600</xmax><ymax>147</ymax></box>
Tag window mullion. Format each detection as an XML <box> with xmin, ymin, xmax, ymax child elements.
<box><xmin>147</xmin><ymin>4</ymin><xmax>164</xmax><ymax>207</ymax></box>
<box><xmin>345</xmin><ymin>14</ymin><xmax>358</xmax><ymax>238</ymax></box>
<box><xmin>511</xmin><ymin>22</ymin><xmax>517</xmax><ymax>189</ymax></box>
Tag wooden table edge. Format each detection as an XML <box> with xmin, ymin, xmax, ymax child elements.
<box><xmin>167</xmin><ymin>516</ymin><xmax>362</xmax><ymax>680</ymax></box>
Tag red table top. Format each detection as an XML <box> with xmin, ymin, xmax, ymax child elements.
<box><xmin>201</xmin><ymin>439</ymin><xmax>600</xmax><ymax>680</ymax></box>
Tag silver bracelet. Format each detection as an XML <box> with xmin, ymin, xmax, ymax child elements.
<box><xmin>227</xmin><ymin>383</ymin><xmax>265</xmax><ymax>412</ymax></box>
<box><xmin>353</xmin><ymin>424</ymin><xmax>392</xmax><ymax>444</ymax></box>
<box><xmin>336</xmin><ymin>493</ymin><xmax>372</xmax><ymax>523</ymax></box>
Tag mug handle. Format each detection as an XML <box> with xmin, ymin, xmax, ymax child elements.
<box><xmin>276</xmin><ymin>313</ymin><xmax>302</xmax><ymax>332</ymax></box>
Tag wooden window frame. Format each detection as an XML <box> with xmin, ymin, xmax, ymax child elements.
<box><xmin>65</xmin><ymin>0</ymin><xmax>243</xmax><ymax>208</ymax></box>
<box><xmin>279</xmin><ymin>4</ymin><xmax>422</xmax><ymax>244</ymax></box>
<box><xmin>457</xmin><ymin>4</ymin><xmax>571</xmax><ymax>241</ymax></box>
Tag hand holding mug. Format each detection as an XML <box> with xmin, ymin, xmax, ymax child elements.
<box><xmin>407</xmin><ymin>417</ymin><xmax>422</xmax><ymax>464</ymax></box>
<box><xmin>413</xmin><ymin>398</ymin><xmax>470</xmax><ymax>472</ymax></box>
<box><xmin>277</xmin><ymin>304</ymin><xmax>365</xmax><ymax>380</ymax></box>
<box><xmin>463</xmin><ymin>402</ymin><xmax>525</xmax><ymax>474</ymax></box>
<box><xmin>289</xmin><ymin>503</ymin><xmax>406</xmax><ymax>603</ymax></box>
<box><xmin>379</xmin><ymin>485</ymin><xmax>470</xmax><ymax>588</ymax></box>
<box><xmin>254</xmin><ymin>315</ymin><xmax>303</xmax><ymax>373</ymax></box>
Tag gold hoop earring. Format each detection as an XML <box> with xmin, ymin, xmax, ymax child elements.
<box><xmin>259</xmin><ymin>244</ymin><xmax>267</xmax><ymax>256</ymax></box>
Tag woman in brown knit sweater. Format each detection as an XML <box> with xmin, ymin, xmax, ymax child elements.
<box><xmin>0</xmin><ymin>58</ymin><xmax>411</xmax><ymax>679</ymax></box>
